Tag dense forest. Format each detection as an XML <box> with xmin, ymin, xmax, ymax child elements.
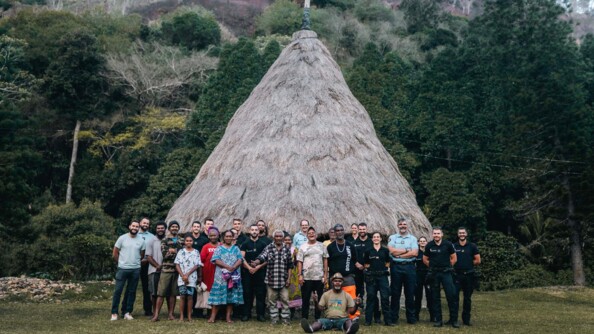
<box><xmin>1</xmin><ymin>0</ymin><xmax>593</xmax><ymax>289</ymax></box>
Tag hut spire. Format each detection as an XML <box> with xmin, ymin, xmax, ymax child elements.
<box><xmin>301</xmin><ymin>0</ymin><xmax>311</xmax><ymax>30</ymax></box>
<box><xmin>166</xmin><ymin>29</ymin><xmax>432</xmax><ymax>238</ymax></box>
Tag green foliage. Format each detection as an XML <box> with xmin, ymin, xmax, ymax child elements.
<box><xmin>0</xmin><ymin>104</ymin><xmax>42</xmax><ymax>241</ymax></box>
<box><xmin>477</xmin><ymin>231</ymin><xmax>524</xmax><ymax>290</ymax></box>
<box><xmin>400</xmin><ymin>0</ymin><xmax>442</xmax><ymax>34</ymax></box>
<box><xmin>42</xmin><ymin>30</ymin><xmax>107</xmax><ymax>122</ymax></box>
<box><xmin>4</xmin><ymin>200</ymin><xmax>117</xmax><ymax>280</ymax></box>
<box><xmin>255</xmin><ymin>0</ymin><xmax>301</xmax><ymax>36</ymax></box>
<box><xmin>2</xmin><ymin>9</ymin><xmax>86</xmax><ymax>75</ymax></box>
<box><xmin>421</xmin><ymin>168</ymin><xmax>486</xmax><ymax>237</ymax></box>
<box><xmin>353</xmin><ymin>0</ymin><xmax>394</xmax><ymax>23</ymax></box>
<box><xmin>122</xmin><ymin>147</ymin><xmax>206</xmax><ymax>221</ymax></box>
<box><xmin>161</xmin><ymin>10</ymin><xmax>221</xmax><ymax>51</ymax></box>
<box><xmin>186</xmin><ymin>37</ymin><xmax>280</xmax><ymax>150</ymax></box>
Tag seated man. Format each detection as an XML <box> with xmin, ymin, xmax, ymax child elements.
<box><xmin>301</xmin><ymin>273</ymin><xmax>361</xmax><ymax>334</ymax></box>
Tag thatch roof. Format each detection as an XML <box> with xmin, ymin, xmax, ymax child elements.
<box><xmin>166</xmin><ymin>30</ymin><xmax>431</xmax><ymax>238</ymax></box>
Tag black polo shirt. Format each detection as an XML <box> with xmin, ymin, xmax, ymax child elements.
<box><xmin>260</xmin><ymin>235</ymin><xmax>272</xmax><ymax>245</ymax></box>
<box><xmin>363</xmin><ymin>246</ymin><xmax>390</xmax><ymax>272</ymax></box>
<box><xmin>425</xmin><ymin>240</ymin><xmax>455</xmax><ymax>269</ymax></box>
<box><xmin>192</xmin><ymin>232</ymin><xmax>209</xmax><ymax>253</ymax></box>
<box><xmin>327</xmin><ymin>240</ymin><xmax>357</xmax><ymax>277</ymax></box>
<box><xmin>453</xmin><ymin>242</ymin><xmax>479</xmax><ymax>271</ymax></box>
<box><xmin>353</xmin><ymin>236</ymin><xmax>373</xmax><ymax>265</ymax></box>
<box><xmin>416</xmin><ymin>249</ymin><xmax>429</xmax><ymax>272</ymax></box>
<box><xmin>240</xmin><ymin>237</ymin><xmax>269</xmax><ymax>263</ymax></box>
<box><xmin>236</xmin><ymin>232</ymin><xmax>248</xmax><ymax>248</ymax></box>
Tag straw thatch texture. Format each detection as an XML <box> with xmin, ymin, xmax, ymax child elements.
<box><xmin>166</xmin><ymin>30</ymin><xmax>431</xmax><ymax>238</ymax></box>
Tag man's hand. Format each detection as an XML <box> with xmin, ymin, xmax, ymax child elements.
<box><xmin>298</xmin><ymin>275</ymin><xmax>304</xmax><ymax>286</ymax></box>
<box><xmin>168</xmin><ymin>248</ymin><xmax>177</xmax><ymax>254</ymax></box>
<box><xmin>285</xmin><ymin>279</ymin><xmax>290</xmax><ymax>288</ymax></box>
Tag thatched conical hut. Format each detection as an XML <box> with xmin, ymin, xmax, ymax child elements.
<box><xmin>166</xmin><ymin>30</ymin><xmax>431</xmax><ymax>238</ymax></box>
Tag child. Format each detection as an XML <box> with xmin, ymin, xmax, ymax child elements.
<box><xmin>175</xmin><ymin>235</ymin><xmax>203</xmax><ymax>321</ymax></box>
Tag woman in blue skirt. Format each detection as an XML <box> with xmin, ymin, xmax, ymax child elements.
<box><xmin>207</xmin><ymin>230</ymin><xmax>244</xmax><ymax>323</ymax></box>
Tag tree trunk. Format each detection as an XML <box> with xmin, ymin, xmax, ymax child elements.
<box><xmin>562</xmin><ymin>172</ymin><xmax>586</xmax><ymax>286</ymax></box>
<box><xmin>66</xmin><ymin>120</ymin><xmax>81</xmax><ymax>204</ymax></box>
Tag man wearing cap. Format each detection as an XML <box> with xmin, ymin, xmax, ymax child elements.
<box><xmin>151</xmin><ymin>221</ymin><xmax>183</xmax><ymax>322</ymax></box>
<box><xmin>387</xmin><ymin>218</ymin><xmax>418</xmax><ymax>324</ymax></box>
<box><xmin>300</xmin><ymin>273</ymin><xmax>361</xmax><ymax>334</ymax></box>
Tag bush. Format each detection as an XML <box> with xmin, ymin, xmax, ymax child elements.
<box><xmin>477</xmin><ymin>231</ymin><xmax>524</xmax><ymax>290</ymax></box>
<box><xmin>255</xmin><ymin>0</ymin><xmax>302</xmax><ymax>36</ymax></box>
<box><xmin>11</xmin><ymin>199</ymin><xmax>118</xmax><ymax>280</ymax></box>
<box><xmin>161</xmin><ymin>11</ymin><xmax>221</xmax><ymax>51</ymax></box>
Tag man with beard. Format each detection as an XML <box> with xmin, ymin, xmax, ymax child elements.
<box><xmin>111</xmin><ymin>221</ymin><xmax>146</xmax><ymax>321</ymax></box>
<box><xmin>253</xmin><ymin>230</ymin><xmax>294</xmax><ymax>325</ymax></box>
<box><xmin>387</xmin><ymin>218</ymin><xmax>418</xmax><ymax>324</ymax></box>
<box><xmin>297</xmin><ymin>226</ymin><xmax>328</xmax><ymax>320</ymax></box>
<box><xmin>300</xmin><ymin>273</ymin><xmax>361</xmax><ymax>334</ymax></box>
<box><xmin>353</xmin><ymin>223</ymin><xmax>372</xmax><ymax>302</ymax></box>
<box><xmin>326</xmin><ymin>224</ymin><xmax>359</xmax><ymax>319</ymax></box>
<box><xmin>233</xmin><ymin>218</ymin><xmax>248</xmax><ymax>247</ymax></box>
<box><xmin>293</xmin><ymin>219</ymin><xmax>310</xmax><ymax>250</ymax></box>
<box><xmin>453</xmin><ymin>227</ymin><xmax>480</xmax><ymax>326</ymax></box>
<box><xmin>423</xmin><ymin>227</ymin><xmax>458</xmax><ymax>328</ymax></box>
<box><xmin>138</xmin><ymin>217</ymin><xmax>154</xmax><ymax>316</ymax></box>
<box><xmin>194</xmin><ymin>218</ymin><xmax>214</xmax><ymax>252</ymax></box>
<box><xmin>256</xmin><ymin>220</ymin><xmax>272</xmax><ymax>245</ymax></box>
<box><xmin>151</xmin><ymin>221</ymin><xmax>183</xmax><ymax>322</ymax></box>
<box><xmin>146</xmin><ymin>221</ymin><xmax>166</xmax><ymax>317</ymax></box>
<box><xmin>240</xmin><ymin>224</ymin><xmax>268</xmax><ymax>321</ymax></box>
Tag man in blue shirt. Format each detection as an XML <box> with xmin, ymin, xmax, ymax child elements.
<box><xmin>387</xmin><ymin>218</ymin><xmax>418</xmax><ymax>324</ymax></box>
<box><xmin>111</xmin><ymin>221</ymin><xmax>146</xmax><ymax>321</ymax></box>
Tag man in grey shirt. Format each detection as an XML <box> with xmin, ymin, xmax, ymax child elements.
<box><xmin>146</xmin><ymin>221</ymin><xmax>166</xmax><ymax>317</ymax></box>
<box><xmin>111</xmin><ymin>221</ymin><xmax>146</xmax><ymax>321</ymax></box>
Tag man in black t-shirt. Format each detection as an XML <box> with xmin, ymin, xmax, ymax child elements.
<box><xmin>353</xmin><ymin>223</ymin><xmax>372</xmax><ymax>299</ymax></box>
<box><xmin>327</xmin><ymin>224</ymin><xmax>359</xmax><ymax>319</ymax></box>
<box><xmin>233</xmin><ymin>218</ymin><xmax>248</xmax><ymax>247</ymax></box>
<box><xmin>453</xmin><ymin>227</ymin><xmax>481</xmax><ymax>326</ymax></box>
<box><xmin>423</xmin><ymin>227</ymin><xmax>459</xmax><ymax>328</ymax></box>
<box><xmin>240</xmin><ymin>224</ymin><xmax>268</xmax><ymax>321</ymax></box>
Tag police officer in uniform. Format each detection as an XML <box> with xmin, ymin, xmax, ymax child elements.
<box><xmin>453</xmin><ymin>227</ymin><xmax>481</xmax><ymax>326</ymax></box>
<box><xmin>423</xmin><ymin>227</ymin><xmax>459</xmax><ymax>328</ymax></box>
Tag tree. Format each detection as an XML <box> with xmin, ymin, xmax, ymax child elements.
<box><xmin>42</xmin><ymin>30</ymin><xmax>107</xmax><ymax>203</ymax></box>
<box><xmin>256</xmin><ymin>0</ymin><xmax>302</xmax><ymax>36</ymax></box>
<box><xmin>160</xmin><ymin>10</ymin><xmax>221</xmax><ymax>51</ymax></box>
<box><xmin>455</xmin><ymin>0</ymin><xmax>593</xmax><ymax>285</ymax></box>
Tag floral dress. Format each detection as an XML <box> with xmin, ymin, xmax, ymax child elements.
<box><xmin>207</xmin><ymin>244</ymin><xmax>244</xmax><ymax>305</ymax></box>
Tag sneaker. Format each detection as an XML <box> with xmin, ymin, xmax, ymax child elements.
<box><xmin>270</xmin><ymin>319</ymin><xmax>279</xmax><ymax>325</ymax></box>
<box><xmin>110</xmin><ymin>314</ymin><xmax>118</xmax><ymax>321</ymax></box>
<box><xmin>345</xmin><ymin>321</ymin><xmax>360</xmax><ymax>334</ymax></box>
<box><xmin>282</xmin><ymin>319</ymin><xmax>290</xmax><ymax>326</ymax></box>
<box><xmin>123</xmin><ymin>313</ymin><xmax>134</xmax><ymax>320</ymax></box>
<box><xmin>301</xmin><ymin>318</ymin><xmax>313</xmax><ymax>333</ymax></box>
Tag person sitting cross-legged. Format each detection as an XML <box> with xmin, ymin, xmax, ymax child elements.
<box><xmin>300</xmin><ymin>273</ymin><xmax>361</xmax><ymax>334</ymax></box>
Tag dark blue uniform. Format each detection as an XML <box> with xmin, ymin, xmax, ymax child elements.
<box><xmin>415</xmin><ymin>249</ymin><xmax>434</xmax><ymax>321</ymax></box>
<box><xmin>454</xmin><ymin>241</ymin><xmax>479</xmax><ymax>325</ymax></box>
<box><xmin>363</xmin><ymin>246</ymin><xmax>392</xmax><ymax>325</ymax></box>
<box><xmin>425</xmin><ymin>240</ymin><xmax>458</xmax><ymax>325</ymax></box>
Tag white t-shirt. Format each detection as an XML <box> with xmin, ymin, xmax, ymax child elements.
<box><xmin>174</xmin><ymin>248</ymin><xmax>203</xmax><ymax>287</ymax></box>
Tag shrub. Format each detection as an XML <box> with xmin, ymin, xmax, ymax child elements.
<box><xmin>161</xmin><ymin>11</ymin><xmax>221</xmax><ymax>51</ymax></box>
<box><xmin>477</xmin><ymin>231</ymin><xmax>524</xmax><ymax>290</ymax></box>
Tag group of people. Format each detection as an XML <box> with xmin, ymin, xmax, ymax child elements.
<box><xmin>110</xmin><ymin>217</ymin><xmax>480</xmax><ymax>332</ymax></box>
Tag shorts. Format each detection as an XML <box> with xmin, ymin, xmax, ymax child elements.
<box><xmin>157</xmin><ymin>272</ymin><xmax>178</xmax><ymax>297</ymax></box>
<box><xmin>178</xmin><ymin>285</ymin><xmax>195</xmax><ymax>296</ymax></box>
<box><xmin>318</xmin><ymin>317</ymin><xmax>348</xmax><ymax>330</ymax></box>
<box><xmin>148</xmin><ymin>272</ymin><xmax>160</xmax><ymax>296</ymax></box>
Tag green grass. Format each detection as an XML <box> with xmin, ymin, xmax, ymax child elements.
<box><xmin>1</xmin><ymin>286</ymin><xmax>593</xmax><ymax>333</ymax></box>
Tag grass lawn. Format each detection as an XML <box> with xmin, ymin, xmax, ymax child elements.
<box><xmin>1</xmin><ymin>284</ymin><xmax>593</xmax><ymax>333</ymax></box>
